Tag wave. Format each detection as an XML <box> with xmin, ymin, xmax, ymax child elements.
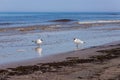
<box><xmin>49</xmin><ymin>19</ymin><xmax>74</xmax><ymax>22</ymax></box>
<box><xmin>77</xmin><ymin>20</ymin><xmax>120</xmax><ymax>24</ymax></box>
<box><xmin>0</xmin><ymin>23</ymin><xmax>13</xmax><ymax>25</ymax></box>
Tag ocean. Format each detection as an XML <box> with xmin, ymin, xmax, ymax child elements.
<box><xmin>0</xmin><ymin>12</ymin><xmax>120</xmax><ymax>28</ymax></box>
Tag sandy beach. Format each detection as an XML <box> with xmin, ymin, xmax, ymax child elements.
<box><xmin>0</xmin><ymin>41</ymin><xmax>120</xmax><ymax>80</ymax></box>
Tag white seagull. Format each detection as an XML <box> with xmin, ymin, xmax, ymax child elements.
<box><xmin>73</xmin><ymin>38</ymin><xmax>85</xmax><ymax>48</ymax></box>
<box><xmin>32</xmin><ymin>39</ymin><xmax>43</xmax><ymax>46</ymax></box>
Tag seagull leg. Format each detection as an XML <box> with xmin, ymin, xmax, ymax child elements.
<box><xmin>76</xmin><ymin>44</ymin><xmax>79</xmax><ymax>49</ymax></box>
<box><xmin>39</xmin><ymin>45</ymin><xmax>41</xmax><ymax>47</ymax></box>
<box><xmin>37</xmin><ymin>44</ymin><xmax>40</xmax><ymax>47</ymax></box>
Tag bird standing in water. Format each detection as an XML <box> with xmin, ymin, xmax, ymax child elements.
<box><xmin>73</xmin><ymin>38</ymin><xmax>85</xmax><ymax>48</ymax></box>
<box><xmin>33</xmin><ymin>39</ymin><xmax>43</xmax><ymax>47</ymax></box>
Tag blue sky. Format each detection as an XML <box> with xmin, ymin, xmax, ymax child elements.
<box><xmin>0</xmin><ymin>0</ymin><xmax>119</xmax><ymax>12</ymax></box>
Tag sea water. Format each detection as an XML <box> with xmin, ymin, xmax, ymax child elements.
<box><xmin>0</xmin><ymin>12</ymin><xmax>120</xmax><ymax>28</ymax></box>
<box><xmin>0</xmin><ymin>12</ymin><xmax>120</xmax><ymax>64</ymax></box>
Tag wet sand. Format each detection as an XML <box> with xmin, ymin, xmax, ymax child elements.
<box><xmin>0</xmin><ymin>21</ymin><xmax>120</xmax><ymax>35</ymax></box>
<box><xmin>0</xmin><ymin>41</ymin><xmax>120</xmax><ymax>80</ymax></box>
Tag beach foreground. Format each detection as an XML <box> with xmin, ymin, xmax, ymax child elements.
<box><xmin>0</xmin><ymin>41</ymin><xmax>120</xmax><ymax>80</ymax></box>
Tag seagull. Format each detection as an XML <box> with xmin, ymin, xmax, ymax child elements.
<box><xmin>73</xmin><ymin>38</ymin><xmax>85</xmax><ymax>48</ymax></box>
<box><xmin>32</xmin><ymin>39</ymin><xmax>43</xmax><ymax>46</ymax></box>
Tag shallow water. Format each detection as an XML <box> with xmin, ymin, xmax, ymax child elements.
<box><xmin>0</xmin><ymin>24</ymin><xmax>120</xmax><ymax>64</ymax></box>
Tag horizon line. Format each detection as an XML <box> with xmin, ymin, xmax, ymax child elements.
<box><xmin>0</xmin><ymin>11</ymin><xmax>120</xmax><ymax>13</ymax></box>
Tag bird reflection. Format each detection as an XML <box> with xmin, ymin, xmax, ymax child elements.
<box><xmin>35</xmin><ymin>47</ymin><xmax>42</xmax><ymax>56</ymax></box>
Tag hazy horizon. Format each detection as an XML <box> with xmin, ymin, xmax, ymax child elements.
<box><xmin>1</xmin><ymin>11</ymin><xmax>119</xmax><ymax>13</ymax></box>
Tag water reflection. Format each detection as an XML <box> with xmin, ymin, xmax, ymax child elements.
<box><xmin>35</xmin><ymin>47</ymin><xmax>42</xmax><ymax>56</ymax></box>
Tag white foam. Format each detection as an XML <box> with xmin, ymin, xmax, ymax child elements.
<box><xmin>77</xmin><ymin>20</ymin><xmax>120</xmax><ymax>24</ymax></box>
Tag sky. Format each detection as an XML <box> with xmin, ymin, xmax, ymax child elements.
<box><xmin>0</xmin><ymin>0</ymin><xmax>120</xmax><ymax>12</ymax></box>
